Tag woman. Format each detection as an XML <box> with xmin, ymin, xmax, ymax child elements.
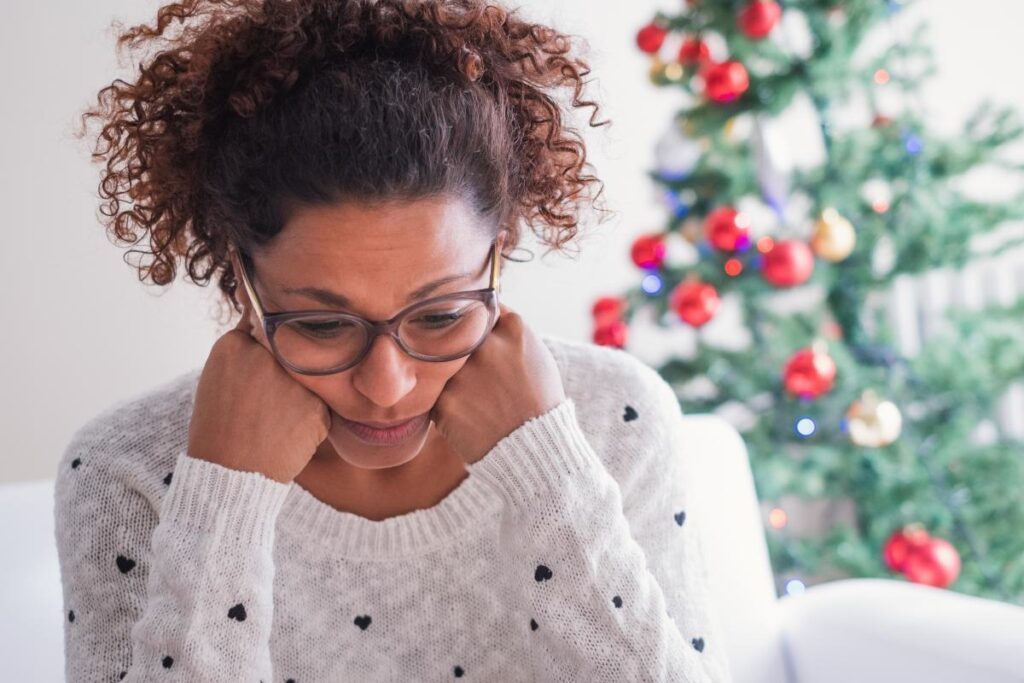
<box><xmin>55</xmin><ymin>0</ymin><xmax>732</xmax><ymax>680</ymax></box>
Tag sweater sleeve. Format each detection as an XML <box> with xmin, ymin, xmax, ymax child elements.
<box><xmin>465</xmin><ymin>390</ymin><xmax>733</xmax><ymax>682</ymax></box>
<box><xmin>54</xmin><ymin>439</ymin><xmax>291</xmax><ymax>682</ymax></box>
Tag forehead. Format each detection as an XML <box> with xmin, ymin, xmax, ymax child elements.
<box><xmin>275</xmin><ymin>195</ymin><xmax>476</xmax><ymax>258</ymax></box>
<box><xmin>248</xmin><ymin>195</ymin><xmax>493</xmax><ymax>316</ymax></box>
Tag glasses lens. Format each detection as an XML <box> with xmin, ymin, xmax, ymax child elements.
<box><xmin>399</xmin><ymin>295</ymin><xmax>493</xmax><ymax>358</ymax></box>
<box><xmin>272</xmin><ymin>295</ymin><xmax>494</xmax><ymax>373</ymax></box>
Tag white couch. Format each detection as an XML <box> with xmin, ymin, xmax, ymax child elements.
<box><xmin>2</xmin><ymin>414</ymin><xmax>1023</xmax><ymax>681</ymax></box>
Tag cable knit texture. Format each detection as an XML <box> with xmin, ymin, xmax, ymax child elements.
<box><xmin>54</xmin><ymin>333</ymin><xmax>733</xmax><ymax>682</ymax></box>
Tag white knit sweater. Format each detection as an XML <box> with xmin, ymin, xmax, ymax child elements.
<box><xmin>54</xmin><ymin>333</ymin><xmax>733</xmax><ymax>682</ymax></box>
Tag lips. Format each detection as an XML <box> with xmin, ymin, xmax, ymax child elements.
<box><xmin>347</xmin><ymin>414</ymin><xmax>426</xmax><ymax>429</ymax></box>
<box><xmin>341</xmin><ymin>411</ymin><xmax>430</xmax><ymax>446</ymax></box>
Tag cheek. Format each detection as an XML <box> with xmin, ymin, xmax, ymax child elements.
<box><xmin>435</xmin><ymin>356</ymin><xmax>470</xmax><ymax>384</ymax></box>
<box><xmin>290</xmin><ymin>371</ymin><xmax>334</xmax><ymax>402</ymax></box>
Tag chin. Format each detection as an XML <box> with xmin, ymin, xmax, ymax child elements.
<box><xmin>325</xmin><ymin>419</ymin><xmax>432</xmax><ymax>470</ymax></box>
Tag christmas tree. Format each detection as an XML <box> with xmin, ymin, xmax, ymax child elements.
<box><xmin>599</xmin><ymin>0</ymin><xmax>1024</xmax><ymax>604</ymax></box>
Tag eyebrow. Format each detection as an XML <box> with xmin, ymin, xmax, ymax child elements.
<box><xmin>280</xmin><ymin>271</ymin><xmax>476</xmax><ymax>309</ymax></box>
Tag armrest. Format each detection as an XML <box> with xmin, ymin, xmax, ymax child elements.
<box><xmin>777</xmin><ymin>578</ymin><xmax>1024</xmax><ymax>683</ymax></box>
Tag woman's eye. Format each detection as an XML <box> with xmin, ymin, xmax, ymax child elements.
<box><xmin>295</xmin><ymin>320</ymin><xmax>350</xmax><ymax>337</ymax></box>
<box><xmin>413</xmin><ymin>312</ymin><xmax>462</xmax><ymax>328</ymax></box>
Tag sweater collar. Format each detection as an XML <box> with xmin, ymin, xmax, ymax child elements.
<box><xmin>275</xmin><ymin>466</ymin><xmax>503</xmax><ymax>559</ymax></box>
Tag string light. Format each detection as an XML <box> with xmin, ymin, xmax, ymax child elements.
<box><xmin>769</xmin><ymin>507</ymin><xmax>788</xmax><ymax>529</ymax></box>
<box><xmin>641</xmin><ymin>273</ymin><xmax>664</xmax><ymax>295</ymax></box>
<box><xmin>795</xmin><ymin>416</ymin><xmax>817</xmax><ymax>437</ymax></box>
<box><xmin>663</xmin><ymin>190</ymin><xmax>692</xmax><ymax>219</ymax></box>
<box><xmin>785</xmin><ymin>579</ymin><xmax>806</xmax><ymax>595</ymax></box>
<box><xmin>724</xmin><ymin>258</ymin><xmax>743</xmax><ymax>276</ymax></box>
<box><xmin>904</xmin><ymin>133</ymin><xmax>924</xmax><ymax>156</ymax></box>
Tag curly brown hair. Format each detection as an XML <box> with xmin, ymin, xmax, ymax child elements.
<box><xmin>74</xmin><ymin>0</ymin><xmax>612</xmax><ymax>320</ymax></box>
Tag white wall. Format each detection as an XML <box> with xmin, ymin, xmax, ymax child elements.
<box><xmin>1</xmin><ymin>0</ymin><xmax>1021</xmax><ymax>483</ymax></box>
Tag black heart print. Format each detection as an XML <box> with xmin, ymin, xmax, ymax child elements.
<box><xmin>354</xmin><ymin>615</ymin><xmax>372</xmax><ymax>630</ymax></box>
<box><xmin>534</xmin><ymin>564</ymin><xmax>553</xmax><ymax>582</ymax></box>
<box><xmin>612</xmin><ymin>596</ymin><xmax>623</xmax><ymax>608</ymax></box>
<box><xmin>162</xmin><ymin>655</ymin><xmax>174</xmax><ymax>668</ymax></box>
<box><xmin>227</xmin><ymin>603</ymin><xmax>247</xmax><ymax>621</ymax></box>
<box><xmin>71</xmin><ymin>458</ymin><xmax>82</xmax><ymax>469</ymax></box>
<box><xmin>163</xmin><ymin>472</ymin><xmax>173</xmax><ymax>486</ymax></box>
<box><xmin>623</xmin><ymin>406</ymin><xmax>638</xmax><ymax>421</ymax></box>
<box><xmin>691</xmin><ymin>637</ymin><xmax>705</xmax><ymax>652</ymax></box>
<box><xmin>674</xmin><ymin>510</ymin><xmax>687</xmax><ymax>527</ymax></box>
<box><xmin>454</xmin><ymin>665</ymin><xmax>465</xmax><ymax>677</ymax></box>
<box><xmin>530</xmin><ymin>618</ymin><xmax>538</xmax><ymax>631</ymax></box>
<box><xmin>116</xmin><ymin>555</ymin><xmax>136</xmax><ymax>574</ymax></box>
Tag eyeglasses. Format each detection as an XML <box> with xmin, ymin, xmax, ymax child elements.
<box><xmin>228</xmin><ymin>237</ymin><xmax>503</xmax><ymax>376</ymax></box>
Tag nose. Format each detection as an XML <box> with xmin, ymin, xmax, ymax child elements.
<box><xmin>350</xmin><ymin>332</ymin><xmax>417</xmax><ymax>406</ymax></box>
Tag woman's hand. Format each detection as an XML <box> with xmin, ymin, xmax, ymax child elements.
<box><xmin>187</xmin><ymin>300</ymin><xmax>333</xmax><ymax>484</ymax></box>
<box><xmin>429</xmin><ymin>302</ymin><xmax>566</xmax><ymax>465</ymax></box>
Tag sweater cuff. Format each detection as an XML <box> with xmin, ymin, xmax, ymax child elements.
<box><xmin>160</xmin><ymin>450</ymin><xmax>293</xmax><ymax>547</ymax></box>
<box><xmin>466</xmin><ymin>397</ymin><xmax>604</xmax><ymax>512</ymax></box>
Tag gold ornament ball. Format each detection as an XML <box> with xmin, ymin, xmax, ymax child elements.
<box><xmin>811</xmin><ymin>208</ymin><xmax>857</xmax><ymax>262</ymax></box>
<box><xmin>662</xmin><ymin>62</ymin><xmax>685</xmax><ymax>83</ymax></box>
<box><xmin>846</xmin><ymin>390</ymin><xmax>903</xmax><ymax>448</ymax></box>
<box><xmin>648</xmin><ymin>56</ymin><xmax>665</xmax><ymax>84</ymax></box>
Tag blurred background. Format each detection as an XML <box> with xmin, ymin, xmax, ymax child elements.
<box><xmin>607</xmin><ymin>0</ymin><xmax>1024</xmax><ymax>607</ymax></box>
<box><xmin>2</xmin><ymin>0</ymin><xmax>1024</xmax><ymax>680</ymax></box>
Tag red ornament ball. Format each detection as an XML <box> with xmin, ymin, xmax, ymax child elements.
<box><xmin>630</xmin><ymin>233</ymin><xmax>667</xmax><ymax>269</ymax></box>
<box><xmin>636</xmin><ymin>23</ymin><xmax>668</xmax><ymax>54</ymax></box>
<box><xmin>670</xmin><ymin>280</ymin><xmax>720</xmax><ymax>327</ymax></box>
<box><xmin>701</xmin><ymin>60</ymin><xmax>750</xmax><ymax>104</ymax></box>
<box><xmin>903</xmin><ymin>536</ymin><xmax>961</xmax><ymax>588</ymax></box>
<box><xmin>704</xmin><ymin>207</ymin><xmax>751</xmax><ymax>251</ymax></box>
<box><xmin>737</xmin><ymin>0</ymin><xmax>782</xmax><ymax>40</ymax></box>
<box><xmin>591</xmin><ymin>296</ymin><xmax>627</xmax><ymax>327</ymax></box>
<box><xmin>678</xmin><ymin>37</ymin><xmax>711</xmax><ymax>65</ymax></box>
<box><xmin>783</xmin><ymin>346</ymin><xmax>836</xmax><ymax>398</ymax></box>
<box><xmin>593</xmin><ymin>320</ymin><xmax>628</xmax><ymax>349</ymax></box>
<box><xmin>883</xmin><ymin>525</ymin><xmax>931</xmax><ymax>572</ymax></box>
<box><xmin>762</xmin><ymin>240</ymin><xmax>815</xmax><ymax>287</ymax></box>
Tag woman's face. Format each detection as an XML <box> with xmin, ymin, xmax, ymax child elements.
<box><xmin>236</xmin><ymin>194</ymin><xmax>499</xmax><ymax>471</ymax></box>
